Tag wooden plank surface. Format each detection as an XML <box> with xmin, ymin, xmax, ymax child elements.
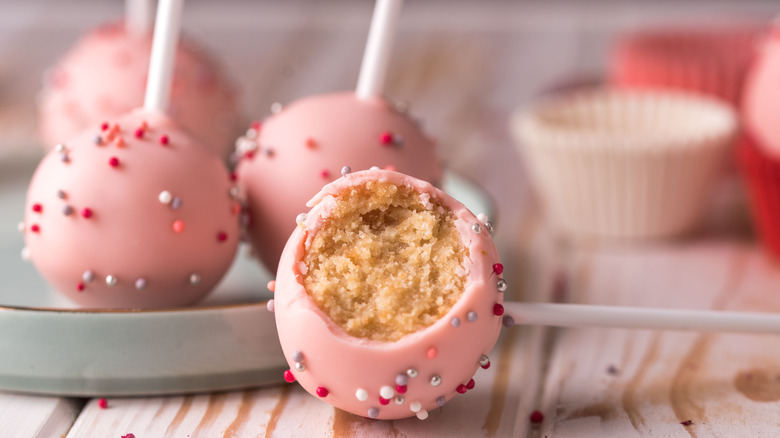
<box><xmin>0</xmin><ymin>392</ymin><xmax>82</xmax><ymax>438</ymax></box>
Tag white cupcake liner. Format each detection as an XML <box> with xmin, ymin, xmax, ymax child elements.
<box><xmin>510</xmin><ymin>88</ymin><xmax>737</xmax><ymax>239</ymax></box>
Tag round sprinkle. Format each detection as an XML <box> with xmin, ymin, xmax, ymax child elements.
<box><xmin>355</xmin><ymin>388</ymin><xmax>368</xmax><ymax>401</ymax></box>
<box><xmin>16</xmin><ymin>222</ymin><xmax>24</xmax><ymax>233</ymax></box>
<box><xmin>158</xmin><ymin>191</ymin><xmax>173</xmax><ymax>204</ymax></box>
<box><xmin>493</xmin><ymin>263</ymin><xmax>504</xmax><ymax>275</ymax></box>
<box><xmin>82</xmin><ymin>270</ymin><xmax>94</xmax><ymax>283</ymax></box>
<box><xmin>407</xmin><ymin>368</ymin><xmax>418</xmax><ymax>378</ymax></box>
<box><xmin>380</xmin><ymin>386</ymin><xmax>395</xmax><ymax>399</ymax></box>
<box><xmin>217</xmin><ymin>232</ymin><xmax>228</xmax><ymax>242</ymax></box>
<box><xmin>436</xmin><ymin>396</ymin><xmax>446</xmax><ymax>407</ymax></box>
<box><xmin>76</xmin><ymin>282</ymin><xmax>84</xmax><ymax>291</ymax></box>
<box><xmin>270</xmin><ymin>102</ymin><xmax>283</xmax><ymax>114</ymax></box>
<box><xmin>472</xmin><ymin>223</ymin><xmax>482</xmax><ymax>233</ymax></box>
<box><xmin>30</xmin><ymin>224</ymin><xmax>40</xmax><ymax>233</ymax></box>
<box><xmin>97</xmin><ymin>398</ymin><xmax>108</xmax><ymax>409</ymax></box>
<box><xmin>497</xmin><ymin>279</ymin><xmax>507</xmax><ymax>292</ymax></box>
<box><xmin>416</xmin><ymin>410</ymin><xmax>428</xmax><ymax>420</ymax></box>
<box><xmin>283</xmin><ymin>369</ymin><xmax>295</xmax><ymax>383</ymax></box>
<box><xmin>379</xmin><ymin>131</ymin><xmax>394</xmax><ymax>145</ymax></box>
<box><xmin>56</xmin><ymin>190</ymin><xmax>66</xmax><ymax>199</ymax></box>
<box><xmin>229</xmin><ymin>187</ymin><xmax>240</xmax><ymax>199</ymax></box>
<box><xmin>305</xmin><ymin>137</ymin><xmax>317</xmax><ymax>149</ymax></box>
<box><xmin>367</xmin><ymin>407</ymin><xmax>379</xmax><ymax>419</ymax></box>
<box><xmin>503</xmin><ymin>315</ymin><xmax>516</xmax><ymax>328</ymax></box>
<box><xmin>393</xmin><ymin>134</ymin><xmax>404</xmax><ymax>145</ymax></box>
<box><xmin>292</xmin><ymin>350</ymin><xmax>304</xmax><ymax>362</ymax></box>
<box><xmin>171</xmin><ymin>197</ymin><xmax>183</xmax><ymax>210</ymax></box>
<box><xmin>394</xmin><ymin>396</ymin><xmax>404</xmax><ymax>405</ymax></box>
<box><xmin>135</xmin><ymin>278</ymin><xmax>147</xmax><ymax>290</ymax></box>
<box><xmin>81</xmin><ymin>208</ymin><xmax>93</xmax><ymax>219</ymax></box>
<box><xmin>494</xmin><ymin>303</ymin><xmax>505</xmax><ymax>316</ymax></box>
<box><xmin>100</xmin><ymin>122</ymin><xmax>109</xmax><ymax>131</ymax></box>
<box><xmin>530</xmin><ymin>410</ymin><xmax>544</xmax><ymax>424</ymax></box>
<box><xmin>172</xmin><ymin>220</ymin><xmax>185</xmax><ymax>233</ymax></box>
<box><xmin>20</xmin><ymin>246</ymin><xmax>30</xmax><ymax>261</ymax></box>
<box><xmin>264</xmin><ymin>147</ymin><xmax>275</xmax><ymax>158</ymax></box>
<box><xmin>456</xmin><ymin>384</ymin><xmax>467</xmax><ymax>394</ymax></box>
<box><xmin>296</xmin><ymin>213</ymin><xmax>307</xmax><ymax>225</ymax></box>
<box><xmin>245</xmin><ymin>128</ymin><xmax>258</xmax><ymax>140</ymax></box>
<box><xmin>451</xmin><ymin>317</ymin><xmax>461</xmax><ymax>328</ymax></box>
<box><xmin>395</xmin><ymin>374</ymin><xmax>408</xmax><ymax>386</ymax></box>
<box><xmin>430</xmin><ymin>375</ymin><xmax>442</xmax><ymax>387</ymax></box>
<box><xmin>134</xmin><ymin>128</ymin><xmax>144</xmax><ymax>138</ymax></box>
<box><xmin>140</xmin><ymin>121</ymin><xmax>148</xmax><ymax>130</ymax></box>
<box><xmin>114</xmin><ymin>137</ymin><xmax>125</xmax><ymax>148</ymax></box>
<box><xmin>341</xmin><ymin>166</ymin><xmax>352</xmax><ymax>176</ymax></box>
<box><xmin>466</xmin><ymin>378</ymin><xmax>476</xmax><ymax>390</ymax></box>
<box><xmin>32</xmin><ymin>203</ymin><xmax>42</xmax><ymax>213</ymax></box>
<box><xmin>479</xmin><ymin>354</ymin><xmax>490</xmax><ymax>368</ymax></box>
<box><xmin>467</xmin><ymin>311</ymin><xmax>478</xmax><ymax>322</ymax></box>
<box><xmin>477</xmin><ymin>213</ymin><xmax>489</xmax><ymax>223</ymax></box>
<box><xmin>426</xmin><ymin>347</ymin><xmax>438</xmax><ymax>359</ymax></box>
<box><xmin>294</xmin><ymin>362</ymin><xmax>306</xmax><ymax>372</ymax></box>
<box><xmin>396</xmin><ymin>384</ymin><xmax>407</xmax><ymax>394</ymax></box>
<box><xmin>62</xmin><ymin>205</ymin><xmax>74</xmax><ymax>216</ymax></box>
<box><xmin>266</xmin><ymin>299</ymin><xmax>275</xmax><ymax>312</ymax></box>
<box><xmin>60</xmin><ymin>153</ymin><xmax>70</xmax><ymax>163</ymax></box>
<box><xmin>379</xmin><ymin>397</ymin><xmax>390</xmax><ymax>406</ymax></box>
<box><xmin>485</xmin><ymin>221</ymin><xmax>495</xmax><ymax>235</ymax></box>
<box><xmin>267</xmin><ymin>280</ymin><xmax>276</xmax><ymax>292</ymax></box>
<box><xmin>384</xmin><ymin>165</ymin><xmax>396</xmax><ymax>172</ymax></box>
<box><xmin>159</xmin><ymin>135</ymin><xmax>169</xmax><ymax>145</ymax></box>
<box><xmin>409</xmin><ymin>401</ymin><xmax>422</xmax><ymax>412</ymax></box>
<box><xmin>189</xmin><ymin>273</ymin><xmax>201</xmax><ymax>285</ymax></box>
<box><xmin>105</xmin><ymin>275</ymin><xmax>117</xmax><ymax>286</ymax></box>
<box><xmin>370</xmin><ymin>166</ymin><xmax>381</xmax><ymax>171</ymax></box>
<box><xmin>320</xmin><ymin>169</ymin><xmax>330</xmax><ymax>179</ymax></box>
<box><xmin>93</xmin><ymin>135</ymin><xmax>103</xmax><ymax>145</ymax></box>
<box><xmin>315</xmin><ymin>387</ymin><xmax>329</xmax><ymax>398</ymax></box>
<box><xmin>55</xmin><ymin>143</ymin><xmax>66</xmax><ymax>152</ymax></box>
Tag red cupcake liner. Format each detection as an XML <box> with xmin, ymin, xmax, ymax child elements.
<box><xmin>738</xmin><ymin>133</ymin><xmax>780</xmax><ymax>258</ymax></box>
<box><xmin>610</xmin><ymin>26</ymin><xmax>760</xmax><ymax>106</ymax></box>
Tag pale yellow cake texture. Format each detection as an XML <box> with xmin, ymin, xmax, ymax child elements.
<box><xmin>303</xmin><ymin>181</ymin><xmax>468</xmax><ymax>342</ymax></box>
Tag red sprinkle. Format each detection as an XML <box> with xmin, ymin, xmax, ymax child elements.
<box><xmin>384</xmin><ymin>165</ymin><xmax>397</xmax><ymax>172</ymax></box>
<box><xmin>140</xmin><ymin>121</ymin><xmax>148</xmax><ymax>130</ymax></box>
<box><xmin>283</xmin><ymin>369</ymin><xmax>295</xmax><ymax>383</ymax></box>
<box><xmin>456</xmin><ymin>384</ymin><xmax>468</xmax><ymax>394</ymax></box>
<box><xmin>32</xmin><ymin>203</ymin><xmax>43</xmax><ymax>213</ymax></box>
<box><xmin>243</xmin><ymin>151</ymin><xmax>255</xmax><ymax>160</ymax></box>
<box><xmin>30</xmin><ymin>224</ymin><xmax>40</xmax><ymax>233</ymax></box>
<box><xmin>681</xmin><ymin>420</ymin><xmax>693</xmax><ymax>426</ymax></box>
<box><xmin>100</xmin><ymin>122</ymin><xmax>109</xmax><ymax>131</ymax></box>
<box><xmin>481</xmin><ymin>360</ymin><xmax>491</xmax><ymax>370</ymax></box>
<box><xmin>493</xmin><ymin>303</ymin><xmax>505</xmax><ymax>316</ymax></box>
<box><xmin>229</xmin><ymin>172</ymin><xmax>237</xmax><ymax>182</ymax></box>
<box><xmin>380</xmin><ymin>131</ymin><xmax>394</xmax><ymax>145</ymax></box>
<box><xmin>134</xmin><ymin>128</ymin><xmax>144</xmax><ymax>138</ymax></box>
<box><xmin>316</xmin><ymin>387</ymin><xmax>329</xmax><ymax>398</ymax></box>
<box><xmin>250</xmin><ymin>121</ymin><xmax>262</xmax><ymax>131</ymax></box>
<box><xmin>466</xmin><ymin>378</ymin><xmax>475</xmax><ymax>390</ymax></box>
<box><xmin>172</xmin><ymin>220</ymin><xmax>185</xmax><ymax>233</ymax></box>
<box><xmin>493</xmin><ymin>263</ymin><xmax>504</xmax><ymax>275</ymax></box>
<box><xmin>320</xmin><ymin>169</ymin><xmax>330</xmax><ymax>179</ymax></box>
<box><xmin>81</xmin><ymin>208</ymin><xmax>93</xmax><ymax>219</ymax></box>
<box><xmin>426</xmin><ymin>347</ymin><xmax>438</xmax><ymax>359</ymax></box>
<box><xmin>97</xmin><ymin>398</ymin><xmax>108</xmax><ymax>409</ymax></box>
<box><xmin>530</xmin><ymin>410</ymin><xmax>544</xmax><ymax>424</ymax></box>
<box><xmin>121</xmin><ymin>434</ymin><xmax>136</xmax><ymax>438</ymax></box>
<box><xmin>77</xmin><ymin>282</ymin><xmax>85</xmax><ymax>292</ymax></box>
<box><xmin>396</xmin><ymin>385</ymin><xmax>407</xmax><ymax>394</ymax></box>
<box><xmin>217</xmin><ymin>232</ymin><xmax>228</xmax><ymax>242</ymax></box>
<box><xmin>379</xmin><ymin>397</ymin><xmax>390</xmax><ymax>405</ymax></box>
<box><xmin>109</xmin><ymin>156</ymin><xmax>120</xmax><ymax>167</ymax></box>
<box><xmin>159</xmin><ymin>135</ymin><xmax>170</xmax><ymax>145</ymax></box>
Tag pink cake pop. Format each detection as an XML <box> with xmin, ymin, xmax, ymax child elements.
<box><xmin>271</xmin><ymin>169</ymin><xmax>503</xmax><ymax>420</ymax></box>
<box><xmin>23</xmin><ymin>109</ymin><xmax>240</xmax><ymax>308</ymax></box>
<box><xmin>37</xmin><ymin>21</ymin><xmax>243</xmax><ymax>159</ymax></box>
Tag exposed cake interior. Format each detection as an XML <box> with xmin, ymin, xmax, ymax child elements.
<box><xmin>303</xmin><ymin>181</ymin><xmax>468</xmax><ymax>342</ymax></box>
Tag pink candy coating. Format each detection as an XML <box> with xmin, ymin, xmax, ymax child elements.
<box><xmin>37</xmin><ymin>21</ymin><xmax>243</xmax><ymax>159</ymax></box>
<box><xmin>24</xmin><ymin>109</ymin><xmax>240</xmax><ymax>308</ymax></box>
<box><xmin>236</xmin><ymin>92</ymin><xmax>442</xmax><ymax>272</ymax></box>
<box><xmin>273</xmin><ymin>170</ymin><xmax>502</xmax><ymax>420</ymax></box>
<box><xmin>743</xmin><ymin>25</ymin><xmax>780</xmax><ymax>158</ymax></box>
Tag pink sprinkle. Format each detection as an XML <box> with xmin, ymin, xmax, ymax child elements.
<box><xmin>396</xmin><ymin>385</ymin><xmax>407</xmax><ymax>394</ymax></box>
<box><xmin>456</xmin><ymin>384</ymin><xmax>468</xmax><ymax>394</ymax></box>
<box><xmin>250</xmin><ymin>121</ymin><xmax>262</xmax><ymax>131</ymax></box>
<box><xmin>100</xmin><ymin>122</ymin><xmax>109</xmax><ymax>131</ymax></box>
<box><xmin>316</xmin><ymin>387</ymin><xmax>329</xmax><ymax>398</ymax></box>
<box><xmin>231</xmin><ymin>203</ymin><xmax>241</xmax><ymax>215</ymax></box>
<box><xmin>320</xmin><ymin>169</ymin><xmax>330</xmax><ymax>179</ymax></box>
<box><xmin>267</xmin><ymin>280</ymin><xmax>276</xmax><ymax>292</ymax></box>
<box><xmin>81</xmin><ymin>208</ymin><xmax>93</xmax><ymax>219</ymax></box>
<box><xmin>97</xmin><ymin>398</ymin><xmax>108</xmax><ymax>409</ymax></box>
<box><xmin>379</xmin><ymin>131</ymin><xmax>394</xmax><ymax>145</ymax></box>
<box><xmin>466</xmin><ymin>378</ymin><xmax>475</xmax><ymax>390</ymax></box>
<box><xmin>121</xmin><ymin>434</ymin><xmax>136</xmax><ymax>438</ymax></box>
<box><xmin>109</xmin><ymin>156</ymin><xmax>120</xmax><ymax>167</ymax></box>
<box><xmin>493</xmin><ymin>303</ymin><xmax>505</xmax><ymax>316</ymax></box>
<box><xmin>30</xmin><ymin>224</ymin><xmax>40</xmax><ymax>233</ymax></box>
<box><xmin>305</xmin><ymin>137</ymin><xmax>318</xmax><ymax>149</ymax></box>
<box><xmin>493</xmin><ymin>263</ymin><xmax>504</xmax><ymax>275</ymax></box>
<box><xmin>32</xmin><ymin>203</ymin><xmax>43</xmax><ymax>213</ymax></box>
<box><xmin>283</xmin><ymin>369</ymin><xmax>295</xmax><ymax>383</ymax></box>
<box><xmin>217</xmin><ymin>232</ymin><xmax>228</xmax><ymax>242</ymax></box>
<box><xmin>384</xmin><ymin>165</ymin><xmax>397</xmax><ymax>172</ymax></box>
<box><xmin>379</xmin><ymin>397</ymin><xmax>390</xmax><ymax>405</ymax></box>
<box><xmin>77</xmin><ymin>282</ymin><xmax>85</xmax><ymax>292</ymax></box>
<box><xmin>159</xmin><ymin>135</ymin><xmax>169</xmax><ymax>145</ymax></box>
<box><xmin>172</xmin><ymin>220</ymin><xmax>185</xmax><ymax>233</ymax></box>
<box><xmin>134</xmin><ymin>128</ymin><xmax>144</xmax><ymax>138</ymax></box>
<box><xmin>426</xmin><ymin>347</ymin><xmax>438</xmax><ymax>359</ymax></box>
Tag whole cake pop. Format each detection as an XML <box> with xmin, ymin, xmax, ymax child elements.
<box><xmin>271</xmin><ymin>168</ymin><xmax>503</xmax><ymax>420</ymax></box>
<box><xmin>235</xmin><ymin>0</ymin><xmax>442</xmax><ymax>271</ymax></box>
<box><xmin>37</xmin><ymin>19</ymin><xmax>242</xmax><ymax>159</ymax></box>
<box><xmin>23</xmin><ymin>0</ymin><xmax>240</xmax><ymax>309</ymax></box>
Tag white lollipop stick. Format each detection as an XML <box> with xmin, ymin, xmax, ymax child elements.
<box><xmin>144</xmin><ymin>0</ymin><xmax>184</xmax><ymax>112</ymax></box>
<box><xmin>356</xmin><ymin>0</ymin><xmax>404</xmax><ymax>99</ymax></box>
<box><xmin>505</xmin><ymin>302</ymin><xmax>780</xmax><ymax>334</ymax></box>
<box><xmin>125</xmin><ymin>0</ymin><xmax>153</xmax><ymax>37</ymax></box>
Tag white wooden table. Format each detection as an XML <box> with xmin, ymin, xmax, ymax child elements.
<box><xmin>1</xmin><ymin>1</ymin><xmax>779</xmax><ymax>436</ymax></box>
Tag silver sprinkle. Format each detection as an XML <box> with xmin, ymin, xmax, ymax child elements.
<box><xmin>451</xmin><ymin>317</ymin><xmax>461</xmax><ymax>328</ymax></box>
<box><xmin>436</xmin><ymin>396</ymin><xmax>446</xmax><ymax>407</ymax></box>
<box><xmin>407</xmin><ymin>368</ymin><xmax>418</xmax><ymax>378</ymax></box>
<box><xmin>294</xmin><ymin>362</ymin><xmax>306</xmax><ymax>372</ymax></box>
<box><xmin>296</xmin><ymin>213</ymin><xmax>307</xmax><ymax>225</ymax></box>
<box><xmin>370</xmin><ymin>166</ymin><xmax>380</xmax><ymax>171</ymax></box>
<box><xmin>430</xmin><ymin>375</ymin><xmax>442</xmax><ymax>387</ymax></box>
<box><xmin>341</xmin><ymin>166</ymin><xmax>352</xmax><ymax>176</ymax></box>
<box><xmin>60</xmin><ymin>153</ymin><xmax>70</xmax><ymax>163</ymax></box>
<box><xmin>502</xmin><ymin>315</ymin><xmax>515</xmax><ymax>328</ymax></box>
<box><xmin>62</xmin><ymin>205</ymin><xmax>74</xmax><ymax>216</ymax></box>
<box><xmin>82</xmin><ymin>270</ymin><xmax>94</xmax><ymax>283</ymax></box>
<box><xmin>485</xmin><ymin>221</ymin><xmax>495</xmax><ymax>235</ymax></box>
<box><xmin>264</xmin><ymin>147</ymin><xmax>275</xmax><ymax>157</ymax></box>
<box><xmin>472</xmin><ymin>223</ymin><xmax>482</xmax><ymax>234</ymax></box>
<box><xmin>367</xmin><ymin>407</ymin><xmax>379</xmax><ymax>419</ymax></box>
<box><xmin>93</xmin><ymin>135</ymin><xmax>103</xmax><ymax>145</ymax></box>
<box><xmin>292</xmin><ymin>350</ymin><xmax>304</xmax><ymax>362</ymax></box>
<box><xmin>270</xmin><ymin>102</ymin><xmax>283</xmax><ymax>114</ymax></box>
<box><xmin>393</xmin><ymin>134</ymin><xmax>404</xmax><ymax>146</ymax></box>
<box><xmin>467</xmin><ymin>311</ymin><xmax>478</xmax><ymax>322</ymax></box>
<box><xmin>189</xmin><ymin>273</ymin><xmax>201</xmax><ymax>285</ymax></box>
<box><xmin>479</xmin><ymin>354</ymin><xmax>490</xmax><ymax>367</ymax></box>
<box><xmin>54</xmin><ymin>143</ymin><xmax>66</xmax><ymax>152</ymax></box>
<box><xmin>394</xmin><ymin>396</ymin><xmax>405</xmax><ymax>405</ymax></box>
<box><xmin>396</xmin><ymin>373</ymin><xmax>408</xmax><ymax>386</ymax></box>
<box><xmin>105</xmin><ymin>275</ymin><xmax>117</xmax><ymax>286</ymax></box>
<box><xmin>171</xmin><ymin>197</ymin><xmax>183</xmax><ymax>210</ymax></box>
<box><xmin>497</xmin><ymin>279</ymin><xmax>507</xmax><ymax>292</ymax></box>
<box><xmin>394</xmin><ymin>101</ymin><xmax>409</xmax><ymax>114</ymax></box>
<box><xmin>56</xmin><ymin>190</ymin><xmax>66</xmax><ymax>199</ymax></box>
<box><xmin>135</xmin><ymin>278</ymin><xmax>147</xmax><ymax>290</ymax></box>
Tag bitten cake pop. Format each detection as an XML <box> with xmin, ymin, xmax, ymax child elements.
<box><xmin>22</xmin><ymin>0</ymin><xmax>239</xmax><ymax>309</ymax></box>
<box><xmin>270</xmin><ymin>168</ymin><xmax>503</xmax><ymax>420</ymax></box>
<box><xmin>235</xmin><ymin>0</ymin><xmax>441</xmax><ymax>271</ymax></box>
<box><xmin>23</xmin><ymin>109</ymin><xmax>240</xmax><ymax>308</ymax></box>
<box><xmin>37</xmin><ymin>20</ymin><xmax>242</xmax><ymax>159</ymax></box>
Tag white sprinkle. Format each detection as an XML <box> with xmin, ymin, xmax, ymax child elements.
<box><xmin>55</xmin><ymin>143</ymin><xmax>66</xmax><ymax>152</ymax></box>
<box><xmin>296</xmin><ymin>213</ymin><xmax>307</xmax><ymax>225</ymax></box>
<box><xmin>105</xmin><ymin>275</ymin><xmax>117</xmax><ymax>286</ymax></box>
<box><xmin>17</xmin><ymin>222</ymin><xmax>24</xmax><ymax>233</ymax></box>
<box><xmin>190</xmin><ymin>273</ymin><xmax>201</xmax><ymax>285</ymax></box>
<box><xmin>341</xmin><ymin>166</ymin><xmax>352</xmax><ymax>176</ymax></box>
<box><xmin>370</xmin><ymin>166</ymin><xmax>380</xmax><ymax>171</ymax></box>
<box><xmin>270</xmin><ymin>102</ymin><xmax>283</xmax><ymax>114</ymax></box>
<box><xmin>409</xmin><ymin>401</ymin><xmax>422</xmax><ymax>412</ymax></box>
<box><xmin>82</xmin><ymin>270</ymin><xmax>94</xmax><ymax>283</ymax></box>
<box><xmin>379</xmin><ymin>386</ymin><xmax>395</xmax><ymax>399</ymax></box>
<box><xmin>477</xmin><ymin>213</ymin><xmax>489</xmax><ymax>224</ymax></box>
<box><xmin>158</xmin><ymin>191</ymin><xmax>172</xmax><ymax>204</ymax></box>
<box><xmin>135</xmin><ymin>278</ymin><xmax>147</xmax><ymax>290</ymax></box>
<box><xmin>355</xmin><ymin>388</ymin><xmax>368</xmax><ymax>401</ymax></box>
<box><xmin>20</xmin><ymin>247</ymin><xmax>30</xmax><ymax>261</ymax></box>
<box><xmin>294</xmin><ymin>362</ymin><xmax>306</xmax><ymax>372</ymax></box>
<box><xmin>245</xmin><ymin>128</ymin><xmax>258</xmax><ymax>139</ymax></box>
<box><xmin>266</xmin><ymin>299</ymin><xmax>275</xmax><ymax>312</ymax></box>
<box><xmin>416</xmin><ymin>409</ymin><xmax>429</xmax><ymax>420</ymax></box>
